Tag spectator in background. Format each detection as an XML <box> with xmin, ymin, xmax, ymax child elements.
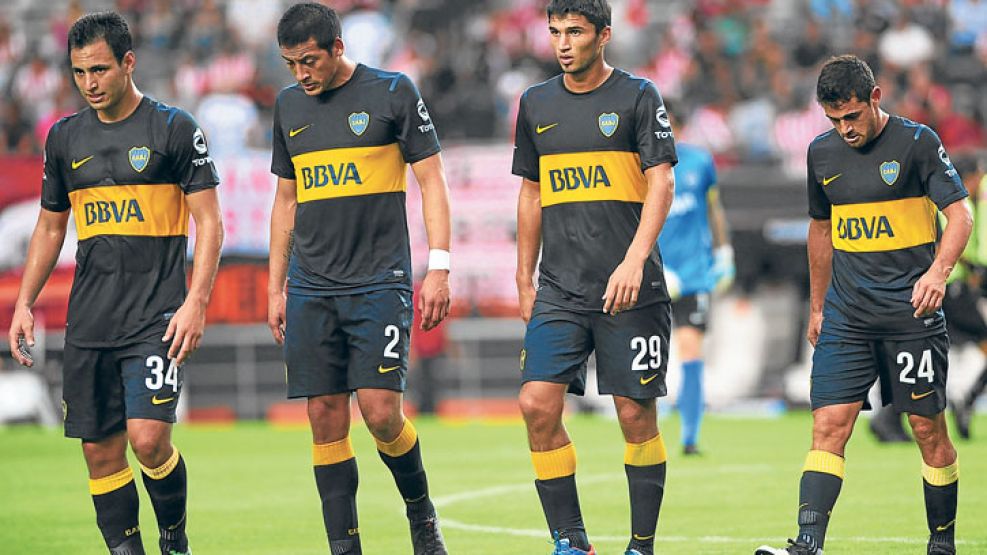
<box><xmin>0</xmin><ymin>16</ymin><xmax>26</xmax><ymax>93</ymax></box>
<box><xmin>947</xmin><ymin>0</ymin><xmax>987</xmax><ymax>53</ymax></box>
<box><xmin>878</xmin><ymin>9</ymin><xmax>935</xmax><ymax>72</ymax></box>
<box><xmin>0</xmin><ymin>99</ymin><xmax>34</xmax><ymax>155</ymax></box>
<box><xmin>12</xmin><ymin>52</ymin><xmax>62</xmax><ymax>122</ymax></box>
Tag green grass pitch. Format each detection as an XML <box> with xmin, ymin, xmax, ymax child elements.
<box><xmin>2</xmin><ymin>412</ymin><xmax>987</xmax><ymax>554</ymax></box>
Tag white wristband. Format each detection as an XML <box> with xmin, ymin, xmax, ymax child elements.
<box><xmin>427</xmin><ymin>249</ymin><xmax>451</xmax><ymax>271</ymax></box>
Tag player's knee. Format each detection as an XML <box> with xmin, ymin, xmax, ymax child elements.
<box><xmin>812</xmin><ymin>418</ymin><xmax>853</xmax><ymax>448</ymax></box>
<box><xmin>81</xmin><ymin>440</ymin><xmax>126</xmax><ymax>471</ymax></box>
<box><xmin>518</xmin><ymin>393</ymin><xmax>562</xmax><ymax>428</ymax></box>
<box><xmin>361</xmin><ymin>404</ymin><xmax>403</xmax><ymax>439</ymax></box>
<box><xmin>906</xmin><ymin>414</ymin><xmax>942</xmax><ymax>443</ymax></box>
<box><xmin>128</xmin><ymin>433</ymin><xmax>171</xmax><ymax>467</ymax></box>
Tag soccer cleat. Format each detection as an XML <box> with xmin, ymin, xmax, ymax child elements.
<box><xmin>683</xmin><ymin>444</ymin><xmax>701</xmax><ymax>456</ymax></box>
<box><xmin>159</xmin><ymin>532</ymin><xmax>189</xmax><ymax>555</ymax></box>
<box><xmin>624</xmin><ymin>550</ymin><xmax>646</xmax><ymax>555</ymax></box>
<box><xmin>410</xmin><ymin>513</ymin><xmax>448</xmax><ymax>555</ymax></box>
<box><xmin>754</xmin><ymin>539</ymin><xmax>822</xmax><ymax>555</ymax></box>
<box><xmin>950</xmin><ymin>400</ymin><xmax>972</xmax><ymax>440</ymax></box>
<box><xmin>551</xmin><ymin>533</ymin><xmax>595</xmax><ymax>555</ymax></box>
<box><xmin>109</xmin><ymin>536</ymin><xmax>146</xmax><ymax>555</ymax></box>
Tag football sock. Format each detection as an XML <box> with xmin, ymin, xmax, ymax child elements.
<box><xmin>139</xmin><ymin>446</ymin><xmax>188</xmax><ymax>551</ymax></box>
<box><xmin>625</xmin><ymin>433</ymin><xmax>667</xmax><ymax>555</ymax></box>
<box><xmin>678</xmin><ymin>359</ymin><xmax>704</xmax><ymax>447</ymax></box>
<box><xmin>313</xmin><ymin>437</ymin><xmax>361</xmax><ymax>554</ymax></box>
<box><xmin>796</xmin><ymin>450</ymin><xmax>844</xmax><ymax>549</ymax></box>
<box><xmin>376</xmin><ymin>419</ymin><xmax>434</xmax><ymax>520</ymax></box>
<box><xmin>90</xmin><ymin>466</ymin><xmax>143</xmax><ymax>552</ymax></box>
<box><xmin>923</xmin><ymin>459</ymin><xmax>958</xmax><ymax>548</ymax></box>
<box><xmin>532</xmin><ymin>442</ymin><xmax>590</xmax><ymax>550</ymax></box>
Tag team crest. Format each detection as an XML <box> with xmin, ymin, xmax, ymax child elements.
<box><xmin>880</xmin><ymin>160</ymin><xmax>900</xmax><ymax>186</ymax></box>
<box><xmin>598</xmin><ymin>112</ymin><xmax>619</xmax><ymax>137</ymax></box>
<box><xmin>128</xmin><ymin>146</ymin><xmax>150</xmax><ymax>173</ymax></box>
<box><xmin>348</xmin><ymin>112</ymin><xmax>370</xmax><ymax>136</ymax></box>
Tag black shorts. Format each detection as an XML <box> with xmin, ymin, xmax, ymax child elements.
<box><xmin>63</xmin><ymin>339</ymin><xmax>184</xmax><ymax>441</ymax></box>
<box><xmin>943</xmin><ymin>281</ymin><xmax>987</xmax><ymax>345</ymax></box>
<box><xmin>670</xmin><ymin>293</ymin><xmax>710</xmax><ymax>331</ymax></box>
<box><xmin>810</xmin><ymin>330</ymin><xmax>949</xmax><ymax>416</ymax></box>
<box><xmin>284</xmin><ymin>289</ymin><xmax>412</xmax><ymax>398</ymax></box>
<box><xmin>521</xmin><ymin>300</ymin><xmax>671</xmax><ymax>398</ymax></box>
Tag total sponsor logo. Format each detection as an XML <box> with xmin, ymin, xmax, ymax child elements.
<box><xmin>416</xmin><ymin>98</ymin><xmax>434</xmax><ymax>134</ymax></box>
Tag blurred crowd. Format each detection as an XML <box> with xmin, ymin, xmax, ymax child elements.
<box><xmin>0</xmin><ymin>0</ymin><xmax>985</xmax><ymax>175</ymax></box>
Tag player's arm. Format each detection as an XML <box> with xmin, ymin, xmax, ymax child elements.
<box><xmin>603</xmin><ymin>162</ymin><xmax>675</xmax><ymax>315</ymax></box>
<box><xmin>164</xmin><ymin>189</ymin><xmax>223</xmax><ymax>364</ymax></box>
<box><xmin>9</xmin><ymin>208</ymin><xmax>70</xmax><ymax>367</ymax></box>
<box><xmin>411</xmin><ymin>153</ymin><xmax>451</xmax><ymax>331</ymax></box>
<box><xmin>912</xmin><ymin>199</ymin><xmax>973</xmax><ymax>318</ymax></box>
<box><xmin>267</xmin><ymin>177</ymin><xmax>296</xmax><ymax>345</ymax></box>
<box><xmin>516</xmin><ymin>178</ymin><xmax>542</xmax><ymax>323</ymax></box>
<box><xmin>806</xmin><ymin>218</ymin><xmax>833</xmax><ymax>347</ymax></box>
<box><xmin>707</xmin><ymin>186</ymin><xmax>734</xmax><ymax>291</ymax></box>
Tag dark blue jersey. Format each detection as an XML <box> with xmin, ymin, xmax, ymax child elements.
<box><xmin>511</xmin><ymin>69</ymin><xmax>678</xmax><ymax>312</ymax></box>
<box><xmin>807</xmin><ymin>115</ymin><xmax>968</xmax><ymax>339</ymax></box>
<box><xmin>42</xmin><ymin>96</ymin><xmax>219</xmax><ymax>348</ymax></box>
<box><xmin>271</xmin><ymin>64</ymin><xmax>440</xmax><ymax>297</ymax></box>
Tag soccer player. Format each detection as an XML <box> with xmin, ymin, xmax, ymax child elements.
<box><xmin>7</xmin><ymin>12</ymin><xmax>223</xmax><ymax>555</ymax></box>
<box><xmin>513</xmin><ymin>1</ymin><xmax>677</xmax><ymax>554</ymax></box>
<box><xmin>756</xmin><ymin>55</ymin><xmax>972</xmax><ymax>555</ymax></box>
<box><xmin>267</xmin><ymin>4</ymin><xmax>450</xmax><ymax>554</ymax></box>
<box><xmin>657</xmin><ymin>106</ymin><xmax>733</xmax><ymax>456</ymax></box>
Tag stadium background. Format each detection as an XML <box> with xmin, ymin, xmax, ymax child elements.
<box><xmin>1</xmin><ymin>0</ymin><xmax>987</xmax><ymax>553</ymax></box>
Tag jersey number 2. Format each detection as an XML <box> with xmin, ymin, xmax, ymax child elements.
<box><xmin>897</xmin><ymin>349</ymin><xmax>934</xmax><ymax>384</ymax></box>
<box><xmin>383</xmin><ymin>325</ymin><xmax>400</xmax><ymax>359</ymax></box>
<box><xmin>145</xmin><ymin>355</ymin><xmax>179</xmax><ymax>392</ymax></box>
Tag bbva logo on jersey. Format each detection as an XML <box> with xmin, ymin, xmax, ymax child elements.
<box><xmin>880</xmin><ymin>160</ymin><xmax>900</xmax><ymax>186</ymax></box>
<box><xmin>837</xmin><ymin>215</ymin><xmax>895</xmax><ymax>240</ymax></box>
<box><xmin>349</xmin><ymin>112</ymin><xmax>370</xmax><ymax>136</ymax></box>
<box><xmin>598</xmin><ymin>113</ymin><xmax>619</xmax><ymax>137</ymax></box>
<box><xmin>129</xmin><ymin>146</ymin><xmax>151</xmax><ymax>173</ymax></box>
<box><xmin>84</xmin><ymin>199</ymin><xmax>145</xmax><ymax>226</ymax></box>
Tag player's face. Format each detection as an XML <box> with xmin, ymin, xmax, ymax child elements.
<box><xmin>822</xmin><ymin>88</ymin><xmax>882</xmax><ymax>149</ymax></box>
<box><xmin>548</xmin><ymin>14</ymin><xmax>610</xmax><ymax>75</ymax></box>
<box><xmin>70</xmin><ymin>39</ymin><xmax>135</xmax><ymax>113</ymax></box>
<box><xmin>280</xmin><ymin>37</ymin><xmax>343</xmax><ymax>95</ymax></box>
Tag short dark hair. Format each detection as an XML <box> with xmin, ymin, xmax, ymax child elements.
<box><xmin>816</xmin><ymin>55</ymin><xmax>876</xmax><ymax>105</ymax></box>
<box><xmin>68</xmin><ymin>12</ymin><xmax>133</xmax><ymax>63</ymax></box>
<box><xmin>277</xmin><ymin>2</ymin><xmax>341</xmax><ymax>51</ymax></box>
<box><xmin>546</xmin><ymin>0</ymin><xmax>611</xmax><ymax>33</ymax></box>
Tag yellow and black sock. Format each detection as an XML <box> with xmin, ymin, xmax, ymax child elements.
<box><xmin>532</xmin><ymin>442</ymin><xmax>589</xmax><ymax>550</ymax></box>
<box><xmin>624</xmin><ymin>434</ymin><xmax>667</xmax><ymax>555</ymax></box>
<box><xmin>796</xmin><ymin>449</ymin><xmax>845</xmax><ymax>549</ymax></box>
<box><xmin>89</xmin><ymin>466</ymin><xmax>144</xmax><ymax>553</ymax></box>
<box><xmin>313</xmin><ymin>437</ymin><xmax>361</xmax><ymax>555</ymax></box>
<box><xmin>140</xmin><ymin>446</ymin><xmax>188</xmax><ymax>553</ymax></box>
<box><xmin>923</xmin><ymin>459</ymin><xmax>958</xmax><ymax>549</ymax></box>
<box><xmin>376</xmin><ymin>419</ymin><xmax>433</xmax><ymax>520</ymax></box>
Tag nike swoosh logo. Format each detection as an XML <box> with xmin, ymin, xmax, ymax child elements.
<box><xmin>640</xmin><ymin>374</ymin><xmax>659</xmax><ymax>385</ymax></box>
<box><xmin>535</xmin><ymin>123</ymin><xmax>558</xmax><ymax>134</ymax></box>
<box><xmin>936</xmin><ymin>519</ymin><xmax>955</xmax><ymax>532</ymax></box>
<box><xmin>911</xmin><ymin>390</ymin><xmax>935</xmax><ymax>401</ymax></box>
<box><xmin>71</xmin><ymin>155</ymin><xmax>94</xmax><ymax>170</ymax></box>
<box><xmin>151</xmin><ymin>395</ymin><xmax>175</xmax><ymax>405</ymax></box>
<box><xmin>633</xmin><ymin>534</ymin><xmax>655</xmax><ymax>541</ymax></box>
<box><xmin>378</xmin><ymin>365</ymin><xmax>400</xmax><ymax>374</ymax></box>
<box><xmin>289</xmin><ymin>124</ymin><xmax>311</xmax><ymax>138</ymax></box>
<box><xmin>822</xmin><ymin>173</ymin><xmax>842</xmax><ymax>186</ymax></box>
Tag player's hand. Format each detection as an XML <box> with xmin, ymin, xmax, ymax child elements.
<box><xmin>419</xmin><ymin>269</ymin><xmax>451</xmax><ymax>331</ymax></box>
<box><xmin>911</xmin><ymin>267</ymin><xmax>947</xmax><ymax>318</ymax></box>
<box><xmin>8</xmin><ymin>305</ymin><xmax>35</xmax><ymax>367</ymax></box>
<box><xmin>518</xmin><ymin>280</ymin><xmax>536</xmax><ymax>323</ymax></box>
<box><xmin>163</xmin><ymin>299</ymin><xmax>206</xmax><ymax>365</ymax></box>
<box><xmin>268</xmin><ymin>290</ymin><xmax>287</xmax><ymax>345</ymax></box>
<box><xmin>806</xmin><ymin>311</ymin><xmax>823</xmax><ymax>347</ymax></box>
<box><xmin>712</xmin><ymin>245</ymin><xmax>735</xmax><ymax>293</ymax></box>
<box><xmin>603</xmin><ymin>258</ymin><xmax>644</xmax><ymax>315</ymax></box>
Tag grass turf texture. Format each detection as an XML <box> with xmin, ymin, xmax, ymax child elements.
<box><xmin>2</xmin><ymin>412</ymin><xmax>986</xmax><ymax>554</ymax></box>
